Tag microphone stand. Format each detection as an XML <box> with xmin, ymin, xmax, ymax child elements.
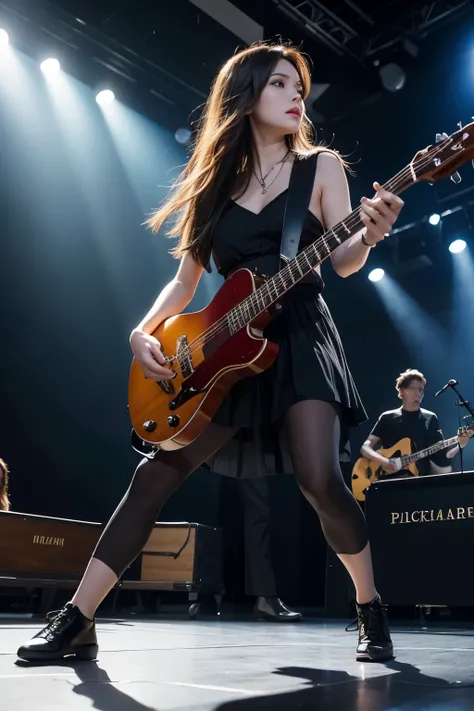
<box><xmin>450</xmin><ymin>383</ymin><xmax>474</xmax><ymax>420</ymax></box>
<box><xmin>454</xmin><ymin>401</ymin><xmax>465</xmax><ymax>475</ymax></box>
<box><xmin>451</xmin><ymin>383</ymin><xmax>474</xmax><ymax>477</ymax></box>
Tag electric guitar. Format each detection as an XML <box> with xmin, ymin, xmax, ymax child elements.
<box><xmin>351</xmin><ymin>424</ymin><xmax>474</xmax><ymax>502</ymax></box>
<box><xmin>128</xmin><ymin>121</ymin><xmax>474</xmax><ymax>451</ymax></box>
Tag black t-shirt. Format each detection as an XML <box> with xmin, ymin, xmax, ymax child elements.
<box><xmin>370</xmin><ymin>407</ymin><xmax>450</xmax><ymax>475</ymax></box>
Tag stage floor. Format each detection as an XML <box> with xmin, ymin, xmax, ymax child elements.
<box><xmin>1</xmin><ymin>617</ymin><xmax>474</xmax><ymax>710</ymax></box>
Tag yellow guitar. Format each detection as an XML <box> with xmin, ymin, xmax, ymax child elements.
<box><xmin>351</xmin><ymin>425</ymin><xmax>473</xmax><ymax>502</ymax></box>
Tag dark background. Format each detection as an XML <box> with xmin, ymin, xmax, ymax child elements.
<box><xmin>0</xmin><ymin>0</ymin><xmax>473</xmax><ymax>608</ymax></box>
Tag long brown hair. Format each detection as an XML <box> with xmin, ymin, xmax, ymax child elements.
<box><xmin>147</xmin><ymin>41</ymin><xmax>344</xmax><ymax>267</ymax></box>
<box><xmin>0</xmin><ymin>458</ymin><xmax>10</xmax><ymax>512</ymax></box>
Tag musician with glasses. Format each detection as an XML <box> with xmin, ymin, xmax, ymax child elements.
<box><xmin>360</xmin><ymin>368</ymin><xmax>470</xmax><ymax>478</ymax></box>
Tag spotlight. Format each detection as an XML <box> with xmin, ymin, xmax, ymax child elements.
<box><xmin>379</xmin><ymin>62</ymin><xmax>406</xmax><ymax>92</ymax></box>
<box><xmin>449</xmin><ymin>239</ymin><xmax>466</xmax><ymax>254</ymax></box>
<box><xmin>368</xmin><ymin>268</ymin><xmax>385</xmax><ymax>282</ymax></box>
<box><xmin>40</xmin><ymin>58</ymin><xmax>61</xmax><ymax>77</ymax></box>
<box><xmin>429</xmin><ymin>213</ymin><xmax>441</xmax><ymax>226</ymax></box>
<box><xmin>175</xmin><ymin>127</ymin><xmax>192</xmax><ymax>145</ymax></box>
<box><xmin>96</xmin><ymin>90</ymin><xmax>115</xmax><ymax>106</ymax></box>
<box><xmin>0</xmin><ymin>29</ymin><xmax>8</xmax><ymax>46</ymax></box>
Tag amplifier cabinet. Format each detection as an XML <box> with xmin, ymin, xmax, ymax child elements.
<box><xmin>365</xmin><ymin>471</ymin><xmax>474</xmax><ymax>606</ymax></box>
<box><xmin>124</xmin><ymin>522</ymin><xmax>223</xmax><ymax>592</ymax></box>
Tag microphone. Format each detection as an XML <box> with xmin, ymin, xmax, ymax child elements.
<box><xmin>435</xmin><ymin>379</ymin><xmax>458</xmax><ymax>397</ymax></box>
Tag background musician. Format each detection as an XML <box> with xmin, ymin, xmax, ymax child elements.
<box><xmin>361</xmin><ymin>369</ymin><xmax>470</xmax><ymax>477</ymax></box>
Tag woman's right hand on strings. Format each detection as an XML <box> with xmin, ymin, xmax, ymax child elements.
<box><xmin>130</xmin><ymin>329</ymin><xmax>175</xmax><ymax>380</ymax></box>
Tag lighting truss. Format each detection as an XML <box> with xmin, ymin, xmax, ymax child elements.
<box><xmin>271</xmin><ymin>0</ymin><xmax>472</xmax><ymax>64</ymax></box>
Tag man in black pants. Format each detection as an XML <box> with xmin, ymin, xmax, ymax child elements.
<box><xmin>226</xmin><ymin>476</ymin><xmax>302</xmax><ymax>622</ymax></box>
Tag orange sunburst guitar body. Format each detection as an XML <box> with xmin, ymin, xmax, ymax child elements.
<box><xmin>128</xmin><ymin>268</ymin><xmax>278</xmax><ymax>451</ymax></box>
<box><xmin>351</xmin><ymin>438</ymin><xmax>418</xmax><ymax>503</ymax></box>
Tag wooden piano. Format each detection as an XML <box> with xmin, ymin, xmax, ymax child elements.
<box><xmin>0</xmin><ymin>511</ymin><xmax>224</xmax><ymax>616</ymax></box>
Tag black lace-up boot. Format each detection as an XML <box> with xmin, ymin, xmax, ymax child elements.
<box><xmin>17</xmin><ymin>602</ymin><xmax>97</xmax><ymax>662</ymax></box>
<box><xmin>355</xmin><ymin>595</ymin><xmax>394</xmax><ymax>662</ymax></box>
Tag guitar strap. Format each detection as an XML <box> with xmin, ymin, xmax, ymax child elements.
<box><xmin>280</xmin><ymin>151</ymin><xmax>320</xmax><ymax>261</ymax></box>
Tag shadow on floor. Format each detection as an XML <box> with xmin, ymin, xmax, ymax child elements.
<box><xmin>15</xmin><ymin>658</ymin><xmax>474</xmax><ymax>711</ymax></box>
<box><xmin>215</xmin><ymin>663</ymin><xmax>474</xmax><ymax>711</ymax></box>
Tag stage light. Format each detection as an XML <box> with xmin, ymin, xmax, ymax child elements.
<box><xmin>40</xmin><ymin>58</ymin><xmax>61</xmax><ymax>77</ymax></box>
<box><xmin>96</xmin><ymin>90</ymin><xmax>115</xmax><ymax>106</ymax></box>
<box><xmin>449</xmin><ymin>239</ymin><xmax>467</xmax><ymax>254</ymax></box>
<box><xmin>379</xmin><ymin>62</ymin><xmax>406</xmax><ymax>92</ymax></box>
<box><xmin>374</xmin><ymin>272</ymin><xmax>449</xmax><ymax>362</ymax></box>
<box><xmin>429</xmin><ymin>213</ymin><xmax>441</xmax><ymax>226</ymax></box>
<box><xmin>175</xmin><ymin>127</ymin><xmax>191</xmax><ymax>145</ymax></box>
<box><xmin>368</xmin><ymin>268</ymin><xmax>385</xmax><ymax>282</ymax></box>
<box><xmin>0</xmin><ymin>29</ymin><xmax>9</xmax><ymax>46</ymax></box>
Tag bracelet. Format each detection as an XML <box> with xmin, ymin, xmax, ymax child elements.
<box><xmin>362</xmin><ymin>231</ymin><xmax>375</xmax><ymax>248</ymax></box>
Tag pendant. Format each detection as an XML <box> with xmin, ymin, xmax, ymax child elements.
<box><xmin>262</xmin><ymin>182</ymin><xmax>267</xmax><ymax>194</ymax></box>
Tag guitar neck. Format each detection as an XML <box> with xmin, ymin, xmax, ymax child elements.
<box><xmin>400</xmin><ymin>436</ymin><xmax>459</xmax><ymax>468</ymax></box>
<box><xmin>227</xmin><ymin>158</ymin><xmax>420</xmax><ymax>332</ymax></box>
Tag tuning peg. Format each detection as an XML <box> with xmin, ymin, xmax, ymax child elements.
<box><xmin>451</xmin><ymin>171</ymin><xmax>462</xmax><ymax>184</ymax></box>
<box><xmin>435</xmin><ymin>132</ymin><xmax>449</xmax><ymax>143</ymax></box>
<box><xmin>457</xmin><ymin>121</ymin><xmax>463</xmax><ymax>130</ymax></box>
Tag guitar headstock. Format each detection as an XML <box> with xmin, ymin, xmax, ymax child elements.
<box><xmin>412</xmin><ymin>120</ymin><xmax>474</xmax><ymax>184</ymax></box>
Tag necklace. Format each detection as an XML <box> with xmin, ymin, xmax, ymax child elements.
<box><xmin>254</xmin><ymin>148</ymin><xmax>291</xmax><ymax>194</ymax></box>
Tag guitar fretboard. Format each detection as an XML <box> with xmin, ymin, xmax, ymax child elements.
<box><xmin>400</xmin><ymin>436</ymin><xmax>459</xmax><ymax>468</ymax></box>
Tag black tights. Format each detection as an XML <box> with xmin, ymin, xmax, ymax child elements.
<box><xmin>93</xmin><ymin>400</ymin><xmax>368</xmax><ymax>578</ymax></box>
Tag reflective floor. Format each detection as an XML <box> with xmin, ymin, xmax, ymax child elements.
<box><xmin>1</xmin><ymin>618</ymin><xmax>473</xmax><ymax>710</ymax></box>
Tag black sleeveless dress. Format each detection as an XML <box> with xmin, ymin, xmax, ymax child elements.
<box><xmin>207</xmin><ymin>186</ymin><xmax>368</xmax><ymax>478</ymax></box>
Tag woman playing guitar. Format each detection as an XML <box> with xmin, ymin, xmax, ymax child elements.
<box><xmin>18</xmin><ymin>41</ymin><xmax>404</xmax><ymax>663</ymax></box>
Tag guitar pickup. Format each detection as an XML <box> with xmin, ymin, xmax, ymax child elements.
<box><xmin>157</xmin><ymin>378</ymin><xmax>175</xmax><ymax>395</ymax></box>
<box><xmin>176</xmin><ymin>334</ymin><xmax>194</xmax><ymax>379</ymax></box>
<box><xmin>155</xmin><ymin>336</ymin><xmax>193</xmax><ymax>393</ymax></box>
<box><xmin>156</xmin><ymin>345</ymin><xmax>176</xmax><ymax>394</ymax></box>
